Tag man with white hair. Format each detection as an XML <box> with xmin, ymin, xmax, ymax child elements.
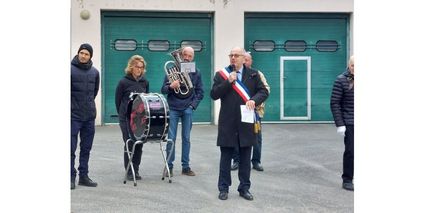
<box><xmin>211</xmin><ymin>47</ymin><xmax>269</xmax><ymax>201</ymax></box>
<box><xmin>231</xmin><ymin>52</ymin><xmax>270</xmax><ymax>172</ymax></box>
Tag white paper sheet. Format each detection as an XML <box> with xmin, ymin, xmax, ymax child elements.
<box><xmin>180</xmin><ymin>62</ymin><xmax>196</xmax><ymax>73</ymax></box>
<box><xmin>240</xmin><ymin>105</ymin><xmax>254</xmax><ymax>123</ymax></box>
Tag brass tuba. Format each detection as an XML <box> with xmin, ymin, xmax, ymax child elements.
<box><xmin>164</xmin><ymin>48</ymin><xmax>194</xmax><ymax>98</ymax></box>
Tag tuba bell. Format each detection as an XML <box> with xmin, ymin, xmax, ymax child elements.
<box><xmin>164</xmin><ymin>48</ymin><xmax>194</xmax><ymax>98</ymax></box>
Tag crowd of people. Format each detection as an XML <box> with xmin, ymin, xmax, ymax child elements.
<box><xmin>71</xmin><ymin>42</ymin><xmax>354</xmax><ymax>200</ymax></box>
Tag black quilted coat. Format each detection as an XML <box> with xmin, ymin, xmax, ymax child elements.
<box><xmin>330</xmin><ymin>69</ymin><xmax>354</xmax><ymax>127</ymax></box>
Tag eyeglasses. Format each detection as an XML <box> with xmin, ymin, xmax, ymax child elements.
<box><xmin>228</xmin><ymin>54</ymin><xmax>243</xmax><ymax>58</ymax></box>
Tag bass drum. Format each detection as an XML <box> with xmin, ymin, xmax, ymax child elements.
<box><xmin>126</xmin><ymin>93</ymin><xmax>169</xmax><ymax>142</ymax></box>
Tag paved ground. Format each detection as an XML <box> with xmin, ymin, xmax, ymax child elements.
<box><xmin>71</xmin><ymin>124</ymin><xmax>353</xmax><ymax>213</ymax></box>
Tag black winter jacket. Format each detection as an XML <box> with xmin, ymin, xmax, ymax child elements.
<box><xmin>330</xmin><ymin>69</ymin><xmax>354</xmax><ymax>127</ymax></box>
<box><xmin>71</xmin><ymin>56</ymin><xmax>100</xmax><ymax>121</ymax></box>
<box><xmin>115</xmin><ymin>75</ymin><xmax>149</xmax><ymax>122</ymax></box>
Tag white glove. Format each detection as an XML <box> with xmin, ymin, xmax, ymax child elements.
<box><xmin>337</xmin><ymin>126</ymin><xmax>346</xmax><ymax>136</ymax></box>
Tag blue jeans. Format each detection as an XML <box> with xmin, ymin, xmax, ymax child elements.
<box><xmin>71</xmin><ymin>119</ymin><xmax>95</xmax><ymax>178</ymax></box>
<box><xmin>166</xmin><ymin>107</ymin><xmax>193</xmax><ymax>170</ymax></box>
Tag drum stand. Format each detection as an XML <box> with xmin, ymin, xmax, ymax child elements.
<box><xmin>161</xmin><ymin>138</ymin><xmax>175</xmax><ymax>182</ymax></box>
<box><xmin>123</xmin><ymin>138</ymin><xmax>174</xmax><ymax>186</ymax></box>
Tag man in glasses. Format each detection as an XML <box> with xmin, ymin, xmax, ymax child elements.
<box><xmin>211</xmin><ymin>47</ymin><xmax>269</xmax><ymax>201</ymax></box>
<box><xmin>231</xmin><ymin>52</ymin><xmax>270</xmax><ymax>172</ymax></box>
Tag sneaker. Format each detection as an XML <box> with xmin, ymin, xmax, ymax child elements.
<box><xmin>182</xmin><ymin>167</ymin><xmax>196</xmax><ymax>176</ymax></box>
<box><xmin>164</xmin><ymin>168</ymin><xmax>173</xmax><ymax>177</ymax></box>
<box><xmin>78</xmin><ymin>176</ymin><xmax>98</xmax><ymax>187</ymax></box>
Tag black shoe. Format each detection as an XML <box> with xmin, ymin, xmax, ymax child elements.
<box><xmin>127</xmin><ymin>171</ymin><xmax>142</xmax><ymax>180</ymax></box>
<box><xmin>239</xmin><ymin>191</ymin><xmax>254</xmax><ymax>201</ymax></box>
<box><xmin>71</xmin><ymin>180</ymin><xmax>75</xmax><ymax>190</ymax></box>
<box><xmin>218</xmin><ymin>191</ymin><xmax>228</xmax><ymax>200</ymax></box>
<box><xmin>252</xmin><ymin>163</ymin><xmax>264</xmax><ymax>171</ymax></box>
<box><xmin>135</xmin><ymin>172</ymin><xmax>142</xmax><ymax>180</ymax></box>
<box><xmin>164</xmin><ymin>168</ymin><xmax>173</xmax><ymax>177</ymax></box>
<box><xmin>78</xmin><ymin>176</ymin><xmax>98</xmax><ymax>187</ymax></box>
<box><xmin>342</xmin><ymin>182</ymin><xmax>354</xmax><ymax>191</ymax></box>
<box><xmin>231</xmin><ymin>162</ymin><xmax>239</xmax><ymax>171</ymax></box>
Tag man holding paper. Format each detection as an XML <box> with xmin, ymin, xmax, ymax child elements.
<box><xmin>210</xmin><ymin>47</ymin><xmax>269</xmax><ymax>201</ymax></box>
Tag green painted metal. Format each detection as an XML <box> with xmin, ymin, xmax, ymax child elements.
<box><xmin>284</xmin><ymin>60</ymin><xmax>307</xmax><ymax>117</ymax></box>
<box><xmin>101</xmin><ymin>12</ymin><xmax>213</xmax><ymax>124</ymax></box>
<box><xmin>245</xmin><ymin>13</ymin><xmax>349</xmax><ymax>122</ymax></box>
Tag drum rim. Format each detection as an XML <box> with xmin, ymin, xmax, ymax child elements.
<box><xmin>127</xmin><ymin>93</ymin><xmax>151</xmax><ymax>141</ymax></box>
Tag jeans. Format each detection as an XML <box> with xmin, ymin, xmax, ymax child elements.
<box><xmin>166</xmin><ymin>107</ymin><xmax>193</xmax><ymax>170</ymax></box>
<box><xmin>71</xmin><ymin>119</ymin><xmax>95</xmax><ymax>178</ymax></box>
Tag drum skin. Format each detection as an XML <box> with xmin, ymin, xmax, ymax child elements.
<box><xmin>126</xmin><ymin>93</ymin><xmax>169</xmax><ymax>142</ymax></box>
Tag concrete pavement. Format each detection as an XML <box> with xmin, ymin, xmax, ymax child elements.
<box><xmin>71</xmin><ymin>124</ymin><xmax>353</xmax><ymax>213</ymax></box>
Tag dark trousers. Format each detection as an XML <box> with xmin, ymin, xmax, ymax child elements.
<box><xmin>119</xmin><ymin>121</ymin><xmax>143</xmax><ymax>173</ymax></box>
<box><xmin>252</xmin><ymin>131</ymin><xmax>262</xmax><ymax>164</ymax></box>
<box><xmin>232</xmin><ymin>131</ymin><xmax>262</xmax><ymax>165</ymax></box>
<box><xmin>71</xmin><ymin>119</ymin><xmax>95</xmax><ymax>178</ymax></box>
<box><xmin>342</xmin><ymin>125</ymin><xmax>354</xmax><ymax>182</ymax></box>
<box><xmin>218</xmin><ymin>146</ymin><xmax>252</xmax><ymax>193</ymax></box>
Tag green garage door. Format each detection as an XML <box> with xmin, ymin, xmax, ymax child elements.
<box><xmin>245</xmin><ymin>13</ymin><xmax>349</xmax><ymax>122</ymax></box>
<box><xmin>101</xmin><ymin>12</ymin><xmax>213</xmax><ymax>124</ymax></box>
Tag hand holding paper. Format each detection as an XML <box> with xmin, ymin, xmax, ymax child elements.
<box><xmin>240</xmin><ymin>105</ymin><xmax>255</xmax><ymax>123</ymax></box>
<box><xmin>245</xmin><ymin>100</ymin><xmax>256</xmax><ymax>110</ymax></box>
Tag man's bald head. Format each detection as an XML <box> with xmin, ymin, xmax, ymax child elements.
<box><xmin>182</xmin><ymin>46</ymin><xmax>195</xmax><ymax>62</ymax></box>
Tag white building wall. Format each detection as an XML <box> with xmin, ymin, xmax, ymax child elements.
<box><xmin>71</xmin><ymin>0</ymin><xmax>353</xmax><ymax>125</ymax></box>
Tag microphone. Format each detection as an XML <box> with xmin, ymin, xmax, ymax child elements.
<box><xmin>230</xmin><ymin>64</ymin><xmax>236</xmax><ymax>84</ymax></box>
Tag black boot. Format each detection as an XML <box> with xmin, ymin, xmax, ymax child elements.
<box><xmin>71</xmin><ymin>177</ymin><xmax>76</xmax><ymax>190</ymax></box>
<box><xmin>78</xmin><ymin>176</ymin><xmax>98</xmax><ymax>187</ymax></box>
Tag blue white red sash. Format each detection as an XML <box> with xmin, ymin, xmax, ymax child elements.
<box><xmin>217</xmin><ymin>67</ymin><xmax>251</xmax><ymax>103</ymax></box>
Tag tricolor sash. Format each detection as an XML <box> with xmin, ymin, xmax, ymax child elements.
<box><xmin>217</xmin><ymin>67</ymin><xmax>251</xmax><ymax>103</ymax></box>
<box><xmin>218</xmin><ymin>66</ymin><xmax>261</xmax><ymax>133</ymax></box>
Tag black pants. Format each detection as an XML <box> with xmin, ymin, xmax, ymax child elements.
<box><xmin>119</xmin><ymin>121</ymin><xmax>143</xmax><ymax>173</ymax></box>
<box><xmin>232</xmin><ymin>131</ymin><xmax>262</xmax><ymax>165</ymax></box>
<box><xmin>218</xmin><ymin>146</ymin><xmax>252</xmax><ymax>193</ymax></box>
<box><xmin>342</xmin><ymin>125</ymin><xmax>354</xmax><ymax>182</ymax></box>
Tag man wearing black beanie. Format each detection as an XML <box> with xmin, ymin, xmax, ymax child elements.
<box><xmin>71</xmin><ymin>43</ymin><xmax>99</xmax><ymax>189</ymax></box>
<box><xmin>78</xmin><ymin>43</ymin><xmax>93</xmax><ymax>59</ymax></box>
